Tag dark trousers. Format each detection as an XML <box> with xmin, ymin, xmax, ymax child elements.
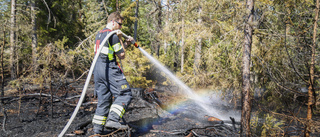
<box><xmin>92</xmin><ymin>55</ymin><xmax>132</xmax><ymax>133</ymax></box>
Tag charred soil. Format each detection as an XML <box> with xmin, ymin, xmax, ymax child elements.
<box><xmin>0</xmin><ymin>82</ymin><xmax>240</xmax><ymax>137</ymax></box>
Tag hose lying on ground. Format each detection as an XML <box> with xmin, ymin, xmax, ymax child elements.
<box><xmin>59</xmin><ymin>30</ymin><xmax>131</xmax><ymax>137</ymax></box>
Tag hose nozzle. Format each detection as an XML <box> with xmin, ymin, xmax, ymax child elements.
<box><xmin>130</xmin><ymin>39</ymin><xmax>139</xmax><ymax>48</ymax></box>
<box><xmin>133</xmin><ymin>42</ymin><xmax>139</xmax><ymax>48</ymax></box>
<box><xmin>120</xmin><ymin>30</ymin><xmax>139</xmax><ymax>48</ymax></box>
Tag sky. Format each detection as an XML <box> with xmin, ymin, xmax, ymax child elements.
<box><xmin>0</xmin><ymin>0</ymin><xmax>9</xmax><ymax>13</ymax></box>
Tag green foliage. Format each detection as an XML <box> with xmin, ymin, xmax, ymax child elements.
<box><xmin>121</xmin><ymin>1</ymin><xmax>137</xmax><ymax>34</ymax></box>
<box><xmin>122</xmin><ymin>46</ymin><xmax>153</xmax><ymax>88</ymax></box>
<box><xmin>37</xmin><ymin>0</ymin><xmax>85</xmax><ymax>48</ymax></box>
<box><xmin>251</xmin><ymin>114</ymin><xmax>285</xmax><ymax>136</ymax></box>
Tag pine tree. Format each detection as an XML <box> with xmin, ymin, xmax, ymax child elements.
<box><xmin>241</xmin><ymin>0</ymin><xmax>254</xmax><ymax>136</ymax></box>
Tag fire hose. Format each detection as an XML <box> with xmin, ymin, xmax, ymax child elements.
<box><xmin>58</xmin><ymin>30</ymin><xmax>138</xmax><ymax>137</ymax></box>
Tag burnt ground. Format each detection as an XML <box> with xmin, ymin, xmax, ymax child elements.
<box><xmin>0</xmin><ymin>80</ymin><xmax>240</xmax><ymax>137</ymax></box>
<box><xmin>3</xmin><ymin>80</ymin><xmax>320</xmax><ymax>137</ymax></box>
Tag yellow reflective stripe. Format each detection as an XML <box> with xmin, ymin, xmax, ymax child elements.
<box><xmin>108</xmin><ymin>42</ymin><xmax>114</xmax><ymax>60</ymax></box>
<box><xmin>112</xmin><ymin>43</ymin><xmax>122</xmax><ymax>52</ymax></box>
<box><xmin>108</xmin><ymin>51</ymin><xmax>114</xmax><ymax>60</ymax></box>
<box><xmin>110</xmin><ymin>104</ymin><xmax>125</xmax><ymax>118</ymax></box>
<box><xmin>120</xmin><ymin>109</ymin><xmax>125</xmax><ymax>118</ymax></box>
<box><xmin>92</xmin><ymin>115</ymin><xmax>107</xmax><ymax>125</ymax></box>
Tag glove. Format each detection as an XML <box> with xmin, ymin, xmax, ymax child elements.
<box><xmin>126</xmin><ymin>36</ymin><xmax>135</xmax><ymax>45</ymax></box>
<box><xmin>116</xmin><ymin>30</ymin><xmax>123</xmax><ymax>39</ymax></box>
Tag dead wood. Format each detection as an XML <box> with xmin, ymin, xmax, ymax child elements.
<box><xmin>64</xmin><ymin>69</ymin><xmax>89</xmax><ymax>85</ymax></box>
<box><xmin>0</xmin><ymin>93</ymin><xmax>96</xmax><ymax>106</ymax></box>
<box><xmin>36</xmin><ymin>88</ymin><xmax>43</xmax><ymax>116</ymax></box>
<box><xmin>75</xmin><ymin>119</ymin><xmax>91</xmax><ymax>130</ymax></box>
<box><xmin>269</xmin><ymin>109</ymin><xmax>306</xmax><ymax>125</ymax></box>
<box><xmin>186</xmin><ymin>131</ymin><xmax>193</xmax><ymax>137</ymax></box>
<box><xmin>150</xmin><ymin>129</ymin><xmax>185</xmax><ymax>135</ymax></box>
<box><xmin>150</xmin><ymin>124</ymin><xmax>239</xmax><ymax>136</ymax></box>
<box><xmin>1</xmin><ymin>107</ymin><xmax>7</xmax><ymax>132</ymax></box>
<box><xmin>88</xmin><ymin>128</ymin><xmax>131</xmax><ymax>137</ymax></box>
<box><xmin>256</xmin><ymin>103</ymin><xmax>320</xmax><ymax>136</ymax></box>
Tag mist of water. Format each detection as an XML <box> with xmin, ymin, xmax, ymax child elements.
<box><xmin>138</xmin><ymin>47</ymin><xmax>224</xmax><ymax>119</ymax></box>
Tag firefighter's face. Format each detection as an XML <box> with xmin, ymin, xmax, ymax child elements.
<box><xmin>113</xmin><ymin>19</ymin><xmax>123</xmax><ymax>30</ymax></box>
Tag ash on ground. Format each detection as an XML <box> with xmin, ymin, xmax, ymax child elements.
<box><xmin>0</xmin><ymin>86</ymin><xmax>240</xmax><ymax>137</ymax></box>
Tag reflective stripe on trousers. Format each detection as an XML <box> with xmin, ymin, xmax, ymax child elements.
<box><xmin>92</xmin><ymin>115</ymin><xmax>107</xmax><ymax>125</ymax></box>
<box><xmin>109</xmin><ymin>104</ymin><xmax>125</xmax><ymax>118</ymax></box>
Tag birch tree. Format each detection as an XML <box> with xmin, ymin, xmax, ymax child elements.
<box><xmin>193</xmin><ymin>1</ymin><xmax>202</xmax><ymax>74</ymax></box>
<box><xmin>180</xmin><ymin>0</ymin><xmax>185</xmax><ymax>73</ymax></box>
<box><xmin>31</xmin><ymin>0</ymin><xmax>37</xmax><ymax>73</ymax></box>
<box><xmin>134</xmin><ymin>0</ymin><xmax>138</xmax><ymax>41</ymax></box>
<box><xmin>10</xmin><ymin>0</ymin><xmax>16</xmax><ymax>80</ymax></box>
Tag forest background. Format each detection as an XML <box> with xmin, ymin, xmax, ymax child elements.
<box><xmin>0</xmin><ymin>0</ymin><xmax>320</xmax><ymax>136</ymax></box>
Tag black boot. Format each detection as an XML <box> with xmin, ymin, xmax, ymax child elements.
<box><xmin>93</xmin><ymin>124</ymin><xmax>104</xmax><ymax>135</ymax></box>
<box><xmin>105</xmin><ymin>120</ymin><xmax>128</xmax><ymax>129</ymax></box>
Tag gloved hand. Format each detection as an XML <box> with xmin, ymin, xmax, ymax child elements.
<box><xmin>116</xmin><ymin>30</ymin><xmax>123</xmax><ymax>39</ymax></box>
<box><xmin>126</xmin><ymin>36</ymin><xmax>135</xmax><ymax>45</ymax></box>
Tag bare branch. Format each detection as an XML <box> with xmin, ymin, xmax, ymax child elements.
<box><xmin>41</xmin><ymin>0</ymin><xmax>57</xmax><ymax>28</ymax></box>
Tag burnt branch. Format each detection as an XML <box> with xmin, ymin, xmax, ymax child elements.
<box><xmin>284</xmin><ymin>29</ymin><xmax>308</xmax><ymax>84</ymax></box>
<box><xmin>0</xmin><ymin>93</ymin><xmax>96</xmax><ymax>107</ymax></box>
<box><xmin>150</xmin><ymin>124</ymin><xmax>239</xmax><ymax>136</ymax></box>
<box><xmin>89</xmin><ymin>128</ymin><xmax>131</xmax><ymax>137</ymax></box>
<box><xmin>254</xmin><ymin>55</ymin><xmax>306</xmax><ymax>96</ymax></box>
<box><xmin>1</xmin><ymin>108</ymin><xmax>7</xmax><ymax>132</ymax></box>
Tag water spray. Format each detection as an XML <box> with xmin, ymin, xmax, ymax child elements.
<box><xmin>119</xmin><ymin>33</ymin><xmax>222</xmax><ymax>118</ymax></box>
<box><xmin>137</xmin><ymin>48</ymin><xmax>222</xmax><ymax>118</ymax></box>
<box><xmin>128</xmin><ymin>34</ymin><xmax>239</xmax><ymax>121</ymax></box>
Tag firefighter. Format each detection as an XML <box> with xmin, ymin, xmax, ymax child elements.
<box><xmin>92</xmin><ymin>11</ymin><xmax>133</xmax><ymax>135</ymax></box>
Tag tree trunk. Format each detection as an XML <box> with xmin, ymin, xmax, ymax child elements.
<box><xmin>164</xmin><ymin>0</ymin><xmax>169</xmax><ymax>55</ymax></box>
<box><xmin>156</xmin><ymin>0</ymin><xmax>162</xmax><ymax>57</ymax></box>
<box><xmin>31</xmin><ymin>0</ymin><xmax>38</xmax><ymax>73</ymax></box>
<box><xmin>241</xmin><ymin>0</ymin><xmax>254</xmax><ymax>137</ymax></box>
<box><xmin>1</xmin><ymin>33</ymin><xmax>6</xmax><ymax>130</ymax></box>
<box><xmin>305</xmin><ymin>0</ymin><xmax>319</xmax><ymax>136</ymax></box>
<box><xmin>16</xmin><ymin>30</ymin><xmax>19</xmax><ymax>78</ymax></box>
<box><xmin>1</xmin><ymin>30</ymin><xmax>4</xmax><ymax>102</ymax></box>
<box><xmin>180</xmin><ymin>13</ymin><xmax>185</xmax><ymax>73</ymax></box>
<box><xmin>1</xmin><ymin>30</ymin><xmax>6</xmax><ymax>127</ymax></box>
<box><xmin>10</xmin><ymin>0</ymin><xmax>16</xmax><ymax>80</ymax></box>
<box><xmin>134</xmin><ymin>0</ymin><xmax>139</xmax><ymax>41</ymax></box>
<box><xmin>116</xmin><ymin>0</ymin><xmax>118</xmax><ymax>11</ymax></box>
<box><xmin>50</xmin><ymin>69</ymin><xmax>53</xmax><ymax>118</ymax></box>
<box><xmin>194</xmin><ymin>3</ymin><xmax>202</xmax><ymax>75</ymax></box>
